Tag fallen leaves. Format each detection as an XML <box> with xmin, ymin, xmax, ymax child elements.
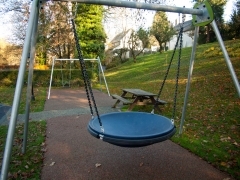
<box><xmin>232</xmin><ymin>142</ymin><xmax>239</xmax><ymax>147</ymax></box>
<box><xmin>0</xmin><ymin>121</ymin><xmax>46</xmax><ymax>180</ymax></box>
<box><xmin>49</xmin><ymin>162</ymin><xmax>56</xmax><ymax>166</ymax></box>
<box><xmin>220</xmin><ymin>162</ymin><xmax>228</xmax><ymax>167</ymax></box>
<box><xmin>95</xmin><ymin>163</ymin><xmax>101</xmax><ymax>167</ymax></box>
<box><xmin>220</xmin><ymin>136</ymin><xmax>231</xmax><ymax>142</ymax></box>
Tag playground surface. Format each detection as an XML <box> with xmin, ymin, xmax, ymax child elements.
<box><xmin>39</xmin><ymin>88</ymin><xmax>233</xmax><ymax>180</ymax></box>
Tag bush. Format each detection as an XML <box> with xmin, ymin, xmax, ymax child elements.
<box><xmin>1</xmin><ymin>77</ymin><xmax>13</xmax><ymax>86</ymax></box>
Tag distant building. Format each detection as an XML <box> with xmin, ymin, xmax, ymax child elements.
<box><xmin>168</xmin><ymin>19</ymin><xmax>194</xmax><ymax>50</ymax></box>
<box><xmin>105</xmin><ymin>29</ymin><xmax>143</xmax><ymax>62</ymax></box>
<box><xmin>107</xmin><ymin>29</ymin><xmax>131</xmax><ymax>50</ymax></box>
<box><xmin>168</xmin><ymin>32</ymin><xmax>193</xmax><ymax>50</ymax></box>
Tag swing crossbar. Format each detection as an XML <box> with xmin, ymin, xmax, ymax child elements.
<box><xmin>52</xmin><ymin>0</ymin><xmax>203</xmax><ymax>16</ymax></box>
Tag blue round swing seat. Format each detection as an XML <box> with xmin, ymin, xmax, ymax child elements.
<box><xmin>88</xmin><ymin>112</ymin><xmax>176</xmax><ymax>147</ymax></box>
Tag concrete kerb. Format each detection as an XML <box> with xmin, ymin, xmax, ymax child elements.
<box><xmin>0</xmin><ymin>107</ymin><xmax>120</xmax><ymax>126</ymax></box>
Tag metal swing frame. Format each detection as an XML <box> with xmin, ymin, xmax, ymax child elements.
<box><xmin>48</xmin><ymin>57</ymin><xmax>110</xmax><ymax>99</ymax></box>
<box><xmin>1</xmin><ymin>0</ymin><xmax>240</xmax><ymax>179</ymax></box>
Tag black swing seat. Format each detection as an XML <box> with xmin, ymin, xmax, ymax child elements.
<box><xmin>88</xmin><ymin>112</ymin><xmax>176</xmax><ymax>147</ymax></box>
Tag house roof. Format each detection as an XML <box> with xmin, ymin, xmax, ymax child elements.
<box><xmin>111</xmin><ymin>29</ymin><xmax>132</xmax><ymax>43</ymax></box>
<box><xmin>106</xmin><ymin>29</ymin><xmax>132</xmax><ymax>50</ymax></box>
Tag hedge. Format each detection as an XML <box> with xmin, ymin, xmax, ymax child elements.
<box><xmin>0</xmin><ymin>69</ymin><xmax>94</xmax><ymax>87</ymax></box>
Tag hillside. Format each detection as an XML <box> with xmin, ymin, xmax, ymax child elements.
<box><xmin>102</xmin><ymin>39</ymin><xmax>240</xmax><ymax>179</ymax></box>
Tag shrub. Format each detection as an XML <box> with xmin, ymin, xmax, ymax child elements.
<box><xmin>0</xmin><ymin>70</ymin><xmax>91</xmax><ymax>87</ymax></box>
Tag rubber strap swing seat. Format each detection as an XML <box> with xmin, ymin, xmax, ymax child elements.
<box><xmin>71</xmin><ymin>14</ymin><xmax>184</xmax><ymax>147</ymax></box>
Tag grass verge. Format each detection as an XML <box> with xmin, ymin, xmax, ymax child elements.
<box><xmin>0</xmin><ymin>86</ymin><xmax>47</xmax><ymax>179</ymax></box>
<box><xmin>0</xmin><ymin>121</ymin><xmax>46</xmax><ymax>179</ymax></box>
<box><xmin>0</xmin><ymin>86</ymin><xmax>46</xmax><ymax>114</ymax></box>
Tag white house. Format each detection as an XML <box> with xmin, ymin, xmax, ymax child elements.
<box><xmin>168</xmin><ymin>20</ymin><xmax>194</xmax><ymax>50</ymax></box>
<box><xmin>168</xmin><ymin>32</ymin><xmax>193</xmax><ymax>50</ymax></box>
<box><xmin>107</xmin><ymin>29</ymin><xmax>131</xmax><ymax>49</ymax></box>
<box><xmin>105</xmin><ymin>21</ymin><xmax>194</xmax><ymax>57</ymax></box>
<box><xmin>106</xmin><ymin>29</ymin><xmax>144</xmax><ymax>59</ymax></box>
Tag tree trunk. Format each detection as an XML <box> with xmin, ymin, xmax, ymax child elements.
<box><xmin>159</xmin><ymin>42</ymin><xmax>163</xmax><ymax>53</ymax></box>
<box><xmin>206</xmin><ymin>25</ymin><xmax>210</xmax><ymax>43</ymax></box>
<box><xmin>131</xmin><ymin>49</ymin><xmax>137</xmax><ymax>63</ymax></box>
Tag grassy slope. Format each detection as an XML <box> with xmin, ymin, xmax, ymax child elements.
<box><xmin>100</xmin><ymin>39</ymin><xmax>240</xmax><ymax>179</ymax></box>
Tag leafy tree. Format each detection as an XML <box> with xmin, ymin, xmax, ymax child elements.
<box><xmin>75</xmin><ymin>4</ymin><xmax>106</xmax><ymax>59</ymax></box>
<box><xmin>128</xmin><ymin>28</ymin><xmax>149</xmax><ymax>62</ymax></box>
<box><xmin>1</xmin><ymin>1</ymin><xmax>76</xmax><ymax>65</ymax></box>
<box><xmin>150</xmin><ymin>11</ymin><xmax>175</xmax><ymax>52</ymax></box>
<box><xmin>0</xmin><ymin>41</ymin><xmax>21</xmax><ymax>65</ymax></box>
<box><xmin>39</xmin><ymin>2</ymin><xmax>75</xmax><ymax>65</ymax></box>
<box><xmin>137</xmin><ymin>27</ymin><xmax>150</xmax><ymax>49</ymax></box>
<box><xmin>0</xmin><ymin>0</ymin><xmax>31</xmax><ymax>66</ymax></box>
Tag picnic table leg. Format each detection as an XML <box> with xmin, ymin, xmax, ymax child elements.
<box><xmin>112</xmin><ymin>91</ymin><xmax>128</xmax><ymax>108</ymax></box>
<box><xmin>127</xmin><ymin>97</ymin><xmax>140</xmax><ymax>111</ymax></box>
<box><xmin>121</xmin><ymin>91</ymin><xmax>127</xmax><ymax>97</ymax></box>
<box><xmin>112</xmin><ymin>99</ymin><xmax>121</xmax><ymax>108</ymax></box>
<box><xmin>149</xmin><ymin>97</ymin><xmax>162</xmax><ymax>113</ymax></box>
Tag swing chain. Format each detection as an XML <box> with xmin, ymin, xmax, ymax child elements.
<box><xmin>71</xmin><ymin>19</ymin><xmax>103</xmax><ymax>128</ymax></box>
<box><xmin>152</xmin><ymin>14</ymin><xmax>185</xmax><ymax>114</ymax></box>
<box><xmin>172</xmin><ymin>14</ymin><xmax>185</xmax><ymax>120</ymax></box>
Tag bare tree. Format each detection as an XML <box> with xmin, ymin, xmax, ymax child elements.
<box><xmin>0</xmin><ymin>0</ymin><xmax>28</xmax><ymax>13</ymax></box>
<box><xmin>0</xmin><ymin>0</ymin><xmax>30</xmax><ymax>45</ymax></box>
<box><xmin>38</xmin><ymin>1</ymin><xmax>75</xmax><ymax>65</ymax></box>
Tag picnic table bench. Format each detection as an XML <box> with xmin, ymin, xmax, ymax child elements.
<box><xmin>111</xmin><ymin>88</ymin><xmax>166</xmax><ymax>112</ymax></box>
<box><xmin>111</xmin><ymin>94</ymin><xmax>131</xmax><ymax>104</ymax></box>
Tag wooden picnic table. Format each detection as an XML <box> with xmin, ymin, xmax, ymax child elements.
<box><xmin>112</xmin><ymin>88</ymin><xmax>166</xmax><ymax>112</ymax></box>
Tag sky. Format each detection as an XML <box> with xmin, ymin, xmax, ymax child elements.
<box><xmin>0</xmin><ymin>0</ymin><xmax>236</xmax><ymax>41</ymax></box>
<box><xmin>0</xmin><ymin>12</ymin><xmax>13</xmax><ymax>40</ymax></box>
<box><xmin>154</xmin><ymin>0</ymin><xmax>235</xmax><ymax>26</ymax></box>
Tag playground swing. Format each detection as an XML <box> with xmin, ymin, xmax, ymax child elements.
<box><xmin>2</xmin><ymin>1</ymin><xmax>240</xmax><ymax>178</ymax></box>
<box><xmin>48</xmin><ymin>57</ymin><xmax>110</xmax><ymax>99</ymax></box>
<box><xmin>60</xmin><ymin>60</ymin><xmax>72</xmax><ymax>87</ymax></box>
<box><xmin>60</xmin><ymin>59</ymin><xmax>72</xmax><ymax>87</ymax></box>
<box><xmin>71</xmin><ymin>14</ymin><xmax>186</xmax><ymax>147</ymax></box>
